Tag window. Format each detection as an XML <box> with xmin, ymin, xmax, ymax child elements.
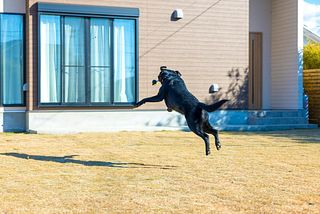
<box><xmin>0</xmin><ymin>14</ymin><xmax>24</xmax><ymax>105</ymax></box>
<box><xmin>113</xmin><ymin>19</ymin><xmax>135</xmax><ymax>103</ymax></box>
<box><xmin>63</xmin><ymin>17</ymin><xmax>85</xmax><ymax>103</ymax></box>
<box><xmin>90</xmin><ymin>18</ymin><xmax>112</xmax><ymax>103</ymax></box>
<box><xmin>40</xmin><ymin>15</ymin><xmax>61</xmax><ymax>103</ymax></box>
<box><xmin>39</xmin><ymin>5</ymin><xmax>138</xmax><ymax>106</ymax></box>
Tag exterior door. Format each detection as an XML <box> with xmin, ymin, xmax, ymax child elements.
<box><xmin>249</xmin><ymin>32</ymin><xmax>262</xmax><ymax>109</ymax></box>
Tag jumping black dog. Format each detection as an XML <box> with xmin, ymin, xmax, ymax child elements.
<box><xmin>136</xmin><ymin>66</ymin><xmax>228</xmax><ymax>155</ymax></box>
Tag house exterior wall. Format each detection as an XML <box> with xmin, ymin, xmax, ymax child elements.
<box><xmin>0</xmin><ymin>0</ymin><xmax>308</xmax><ymax>133</ymax></box>
<box><xmin>271</xmin><ymin>0</ymin><xmax>303</xmax><ymax>110</ymax></box>
<box><xmin>26</xmin><ymin>0</ymin><xmax>249</xmax><ymax>112</ymax></box>
<box><xmin>249</xmin><ymin>0</ymin><xmax>271</xmax><ymax>109</ymax></box>
<box><xmin>0</xmin><ymin>0</ymin><xmax>25</xmax><ymax>13</ymax></box>
<box><xmin>24</xmin><ymin>0</ymin><xmax>249</xmax><ymax>133</ymax></box>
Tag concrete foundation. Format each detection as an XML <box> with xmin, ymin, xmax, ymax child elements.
<box><xmin>26</xmin><ymin>109</ymin><xmax>317</xmax><ymax>134</ymax></box>
<box><xmin>27</xmin><ymin>110</ymin><xmax>188</xmax><ymax>134</ymax></box>
<box><xmin>0</xmin><ymin>107</ymin><xmax>26</xmax><ymax>132</ymax></box>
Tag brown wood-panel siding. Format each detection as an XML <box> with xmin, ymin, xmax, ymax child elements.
<box><xmin>304</xmin><ymin>69</ymin><xmax>320</xmax><ymax>126</ymax></box>
<box><xmin>27</xmin><ymin>0</ymin><xmax>249</xmax><ymax>111</ymax></box>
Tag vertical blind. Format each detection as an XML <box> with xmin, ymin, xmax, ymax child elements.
<box><xmin>40</xmin><ymin>14</ymin><xmax>136</xmax><ymax>105</ymax></box>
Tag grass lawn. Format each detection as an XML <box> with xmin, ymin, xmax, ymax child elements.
<box><xmin>0</xmin><ymin>129</ymin><xmax>320</xmax><ymax>213</ymax></box>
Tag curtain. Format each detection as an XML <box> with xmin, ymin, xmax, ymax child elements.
<box><xmin>40</xmin><ymin>15</ymin><xmax>61</xmax><ymax>103</ymax></box>
<box><xmin>64</xmin><ymin>17</ymin><xmax>85</xmax><ymax>103</ymax></box>
<box><xmin>1</xmin><ymin>14</ymin><xmax>24</xmax><ymax>104</ymax></box>
<box><xmin>90</xmin><ymin>18</ymin><xmax>111</xmax><ymax>103</ymax></box>
<box><xmin>113</xmin><ymin>19</ymin><xmax>135</xmax><ymax>103</ymax></box>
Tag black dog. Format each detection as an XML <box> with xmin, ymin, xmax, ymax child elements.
<box><xmin>136</xmin><ymin>66</ymin><xmax>228</xmax><ymax>155</ymax></box>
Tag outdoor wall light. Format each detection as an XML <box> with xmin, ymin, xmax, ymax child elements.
<box><xmin>23</xmin><ymin>83</ymin><xmax>28</xmax><ymax>91</ymax></box>
<box><xmin>209</xmin><ymin>84</ymin><xmax>219</xmax><ymax>94</ymax></box>
<box><xmin>171</xmin><ymin>9</ymin><xmax>183</xmax><ymax>21</ymax></box>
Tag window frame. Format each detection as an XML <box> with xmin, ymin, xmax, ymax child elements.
<box><xmin>37</xmin><ymin>4</ymin><xmax>139</xmax><ymax>107</ymax></box>
<box><xmin>0</xmin><ymin>13</ymin><xmax>26</xmax><ymax>107</ymax></box>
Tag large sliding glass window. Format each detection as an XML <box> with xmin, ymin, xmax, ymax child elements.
<box><xmin>39</xmin><ymin>13</ymin><xmax>137</xmax><ymax>106</ymax></box>
<box><xmin>0</xmin><ymin>14</ymin><xmax>24</xmax><ymax>105</ymax></box>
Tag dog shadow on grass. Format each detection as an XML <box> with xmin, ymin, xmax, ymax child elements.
<box><xmin>0</xmin><ymin>153</ymin><xmax>177</xmax><ymax>170</ymax></box>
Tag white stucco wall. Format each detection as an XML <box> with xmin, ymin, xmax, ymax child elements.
<box><xmin>249</xmin><ymin>0</ymin><xmax>271</xmax><ymax>109</ymax></box>
<box><xmin>27</xmin><ymin>110</ymin><xmax>188</xmax><ymax>134</ymax></box>
<box><xmin>271</xmin><ymin>0</ymin><xmax>303</xmax><ymax>109</ymax></box>
<box><xmin>0</xmin><ymin>0</ymin><xmax>25</xmax><ymax>13</ymax></box>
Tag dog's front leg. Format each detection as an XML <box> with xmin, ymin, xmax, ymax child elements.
<box><xmin>136</xmin><ymin>87</ymin><xmax>164</xmax><ymax>107</ymax></box>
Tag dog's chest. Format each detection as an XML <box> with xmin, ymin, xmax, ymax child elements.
<box><xmin>163</xmin><ymin>80</ymin><xmax>187</xmax><ymax>114</ymax></box>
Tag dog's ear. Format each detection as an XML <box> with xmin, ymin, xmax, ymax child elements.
<box><xmin>160</xmin><ymin>66</ymin><xmax>167</xmax><ymax>70</ymax></box>
<box><xmin>175</xmin><ymin>70</ymin><xmax>182</xmax><ymax>76</ymax></box>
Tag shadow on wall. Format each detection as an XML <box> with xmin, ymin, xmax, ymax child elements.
<box><xmin>205</xmin><ymin>67</ymin><xmax>249</xmax><ymax>109</ymax></box>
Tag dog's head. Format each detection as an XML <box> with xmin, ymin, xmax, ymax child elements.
<box><xmin>157</xmin><ymin>66</ymin><xmax>181</xmax><ymax>84</ymax></box>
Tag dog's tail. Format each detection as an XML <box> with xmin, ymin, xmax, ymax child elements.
<box><xmin>198</xmin><ymin>99</ymin><xmax>229</xmax><ymax>112</ymax></box>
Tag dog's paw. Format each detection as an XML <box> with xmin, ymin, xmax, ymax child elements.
<box><xmin>206</xmin><ymin>150</ymin><xmax>211</xmax><ymax>156</ymax></box>
<box><xmin>215</xmin><ymin>143</ymin><xmax>221</xmax><ymax>151</ymax></box>
<box><xmin>135</xmin><ymin>101</ymin><xmax>145</xmax><ymax>107</ymax></box>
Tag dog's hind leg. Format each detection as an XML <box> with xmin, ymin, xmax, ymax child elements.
<box><xmin>186</xmin><ymin>119</ymin><xmax>211</xmax><ymax>156</ymax></box>
<box><xmin>203</xmin><ymin>122</ymin><xmax>221</xmax><ymax>151</ymax></box>
<box><xmin>197</xmin><ymin>132</ymin><xmax>211</xmax><ymax>156</ymax></box>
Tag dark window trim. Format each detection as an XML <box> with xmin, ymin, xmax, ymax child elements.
<box><xmin>37</xmin><ymin>6</ymin><xmax>139</xmax><ymax>108</ymax></box>
<box><xmin>37</xmin><ymin>3</ymin><xmax>139</xmax><ymax>18</ymax></box>
<box><xmin>0</xmin><ymin>13</ymin><xmax>26</xmax><ymax>107</ymax></box>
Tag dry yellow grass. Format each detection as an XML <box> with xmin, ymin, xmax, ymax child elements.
<box><xmin>0</xmin><ymin>129</ymin><xmax>320</xmax><ymax>213</ymax></box>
